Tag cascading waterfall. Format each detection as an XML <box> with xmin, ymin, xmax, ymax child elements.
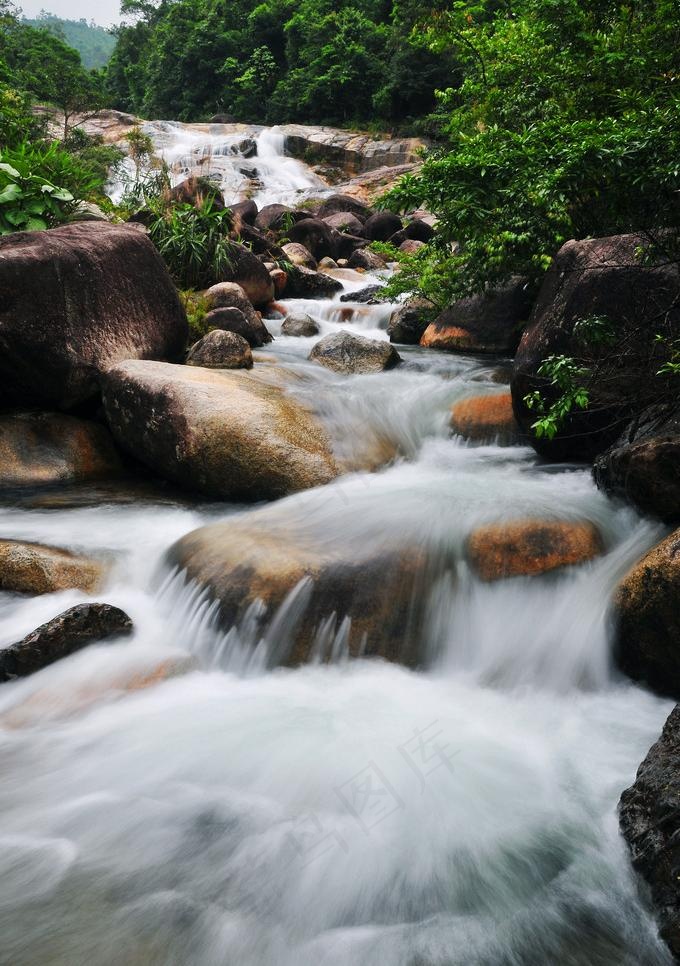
<box><xmin>0</xmin><ymin>126</ymin><xmax>675</xmax><ymax>966</ymax></box>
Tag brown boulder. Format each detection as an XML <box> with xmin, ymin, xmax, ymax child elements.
<box><xmin>317</xmin><ymin>194</ymin><xmax>371</xmax><ymax>222</ymax></box>
<box><xmin>286</xmin><ymin>218</ymin><xmax>337</xmax><ymax>261</ymax></box>
<box><xmin>285</xmin><ymin>266</ymin><xmax>343</xmax><ymax>299</ymax></box>
<box><xmin>309</xmin><ymin>331</ymin><xmax>401</xmax><ymax>375</ymax></box>
<box><xmin>421</xmin><ymin>278</ymin><xmax>532</xmax><ymax>355</ymax></box>
<box><xmin>101</xmin><ymin>360</ymin><xmax>338</xmax><ymax>500</ymax></box>
<box><xmin>467</xmin><ymin>520</ymin><xmax>603</xmax><ymax>581</ymax></box>
<box><xmin>0</xmin><ymin>412</ymin><xmax>122</xmax><ymax>489</ymax></box>
<box><xmin>217</xmin><ymin>243</ymin><xmax>275</xmax><ymax>306</ymax></box>
<box><xmin>270</xmin><ymin>268</ymin><xmax>287</xmax><ymax>297</ymax></box>
<box><xmin>0</xmin><ymin>540</ymin><xmax>106</xmax><ymax>595</ymax></box>
<box><xmin>201</xmin><ymin>307</ymin><xmax>272</xmax><ymax>348</ymax></box>
<box><xmin>167</xmin><ymin>176</ymin><xmax>225</xmax><ymax>211</ymax></box>
<box><xmin>203</xmin><ymin>282</ymin><xmax>272</xmax><ymax>345</ymax></box>
<box><xmin>0</xmin><ymin>223</ymin><xmax>188</xmax><ymax>409</ymax></box>
<box><xmin>450</xmin><ymin>393</ymin><xmax>519</xmax><ymax>444</ymax></box>
<box><xmin>281</xmin><ymin>242</ymin><xmax>317</xmax><ymax>269</ymax></box>
<box><xmin>612</xmin><ymin>529</ymin><xmax>680</xmax><ymax>697</ymax></box>
<box><xmin>186</xmin><ymin>330</ymin><xmax>253</xmax><ymax>369</ymax></box>
<box><xmin>348</xmin><ymin>248</ymin><xmax>387</xmax><ymax>272</ymax></box>
<box><xmin>387</xmin><ymin>298</ymin><xmax>433</xmax><ymax>344</ymax></box>
<box><xmin>322</xmin><ymin>212</ymin><xmax>365</xmax><ymax>235</ymax></box>
<box><xmin>281</xmin><ymin>313</ymin><xmax>320</xmax><ymax>337</ymax></box>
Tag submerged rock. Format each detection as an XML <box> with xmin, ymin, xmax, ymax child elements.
<box><xmin>186</xmin><ymin>330</ymin><xmax>253</xmax><ymax>369</ymax></box>
<box><xmin>0</xmin><ymin>540</ymin><xmax>107</xmax><ymax>596</ymax></box>
<box><xmin>620</xmin><ymin>704</ymin><xmax>680</xmax><ymax>961</ymax></box>
<box><xmin>0</xmin><ymin>223</ymin><xmax>188</xmax><ymax>409</ymax></box>
<box><xmin>612</xmin><ymin>529</ymin><xmax>680</xmax><ymax>698</ymax></box>
<box><xmin>309</xmin><ymin>331</ymin><xmax>401</xmax><ymax>374</ymax></box>
<box><xmin>0</xmin><ymin>412</ymin><xmax>122</xmax><ymax>490</ymax></box>
<box><xmin>281</xmin><ymin>313</ymin><xmax>320</xmax><ymax>337</ymax></box>
<box><xmin>467</xmin><ymin>520</ymin><xmax>603</xmax><ymax>581</ymax></box>
<box><xmin>0</xmin><ymin>603</ymin><xmax>133</xmax><ymax>682</ymax></box>
<box><xmin>450</xmin><ymin>393</ymin><xmax>519</xmax><ymax>444</ymax></box>
<box><xmin>102</xmin><ymin>360</ymin><xmax>338</xmax><ymax>500</ymax></box>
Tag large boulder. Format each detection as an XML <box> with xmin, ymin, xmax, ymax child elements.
<box><xmin>203</xmin><ymin>282</ymin><xmax>272</xmax><ymax>345</ymax></box>
<box><xmin>0</xmin><ymin>223</ymin><xmax>188</xmax><ymax>409</ymax></box>
<box><xmin>309</xmin><ymin>331</ymin><xmax>401</xmax><ymax>375</ymax></box>
<box><xmin>201</xmin><ymin>307</ymin><xmax>272</xmax><ymax>348</ymax></box>
<box><xmin>0</xmin><ymin>412</ymin><xmax>122</xmax><ymax>489</ymax></box>
<box><xmin>0</xmin><ymin>540</ymin><xmax>106</xmax><ymax>595</ymax></box>
<box><xmin>0</xmin><ymin>603</ymin><xmax>133</xmax><ymax>682</ymax></box>
<box><xmin>387</xmin><ymin>297</ymin><xmax>433</xmax><ymax>344</ymax></box>
<box><xmin>286</xmin><ymin>218</ymin><xmax>336</xmax><ymax>261</ymax></box>
<box><xmin>186</xmin><ymin>330</ymin><xmax>253</xmax><ymax>369</ymax></box>
<box><xmin>285</xmin><ymin>266</ymin><xmax>343</xmax><ymax>299</ymax></box>
<box><xmin>254</xmin><ymin>204</ymin><xmax>307</xmax><ymax>232</ymax></box>
<box><xmin>421</xmin><ymin>278</ymin><xmax>532</xmax><ymax>356</ymax></box>
<box><xmin>466</xmin><ymin>520</ymin><xmax>603</xmax><ymax>581</ymax></box>
<box><xmin>593</xmin><ymin>407</ymin><xmax>680</xmax><ymax>522</ymax></box>
<box><xmin>101</xmin><ymin>361</ymin><xmax>338</xmax><ymax>500</ymax></box>
<box><xmin>168</xmin><ymin>514</ymin><xmax>427</xmax><ymax>666</ymax></box>
<box><xmin>281</xmin><ymin>242</ymin><xmax>317</xmax><ymax>269</ymax></box>
<box><xmin>322</xmin><ymin>212</ymin><xmax>365</xmax><ymax>235</ymax></box>
<box><xmin>450</xmin><ymin>392</ymin><xmax>519</xmax><ymax>445</ymax></box>
<box><xmin>217</xmin><ymin>243</ymin><xmax>275</xmax><ymax>306</ymax></box>
<box><xmin>512</xmin><ymin>234</ymin><xmax>680</xmax><ymax>461</ymax></box>
<box><xmin>619</xmin><ymin>704</ymin><xmax>680</xmax><ymax>962</ymax></box>
<box><xmin>317</xmin><ymin>194</ymin><xmax>371</xmax><ymax>222</ymax></box>
<box><xmin>363</xmin><ymin>211</ymin><xmax>403</xmax><ymax>241</ymax></box>
<box><xmin>612</xmin><ymin>529</ymin><xmax>680</xmax><ymax>698</ymax></box>
<box><xmin>228</xmin><ymin>199</ymin><xmax>258</xmax><ymax>225</ymax></box>
<box><xmin>348</xmin><ymin>248</ymin><xmax>387</xmax><ymax>272</ymax></box>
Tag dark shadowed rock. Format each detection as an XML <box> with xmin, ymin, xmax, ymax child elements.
<box><xmin>612</xmin><ymin>529</ymin><xmax>680</xmax><ymax>698</ymax></box>
<box><xmin>348</xmin><ymin>248</ymin><xmax>387</xmax><ymax>271</ymax></box>
<box><xmin>285</xmin><ymin>266</ymin><xmax>343</xmax><ymax>299</ymax></box>
<box><xmin>186</xmin><ymin>330</ymin><xmax>253</xmax><ymax>369</ymax></box>
<box><xmin>281</xmin><ymin>314</ymin><xmax>320</xmax><ymax>337</ymax></box>
<box><xmin>620</xmin><ymin>704</ymin><xmax>680</xmax><ymax>961</ymax></box>
<box><xmin>286</xmin><ymin>218</ymin><xmax>337</xmax><ymax>261</ymax></box>
<box><xmin>0</xmin><ymin>412</ymin><xmax>122</xmax><ymax>489</ymax></box>
<box><xmin>309</xmin><ymin>331</ymin><xmax>401</xmax><ymax>374</ymax></box>
<box><xmin>229</xmin><ymin>199</ymin><xmax>258</xmax><ymax>225</ymax></box>
<box><xmin>512</xmin><ymin>233</ymin><xmax>680</xmax><ymax>461</ymax></box>
<box><xmin>404</xmin><ymin>220</ymin><xmax>435</xmax><ymax>242</ymax></box>
<box><xmin>421</xmin><ymin>278</ymin><xmax>532</xmax><ymax>356</ymax></box>
<box><xmin>387</xmin><ymin>297</ymin><xmax>433</xmax><ymax>344</ymax></box>
<box><xmin>201</xmin><ymin>307</ymin><xmax>272</xmax><ymax>348</ymax></box>
<box><xmin>167</xmin><ymin>176</ymin><xmax>225</xmax><ymax>210</ymax></box>
<box><xmin>255</xmin><ymin>204</ymin><xmax>295</xmax><ymax>231</ymax></box>
<box><xmin>0</xmin><ymin>540</ymin><xmax>107</xmax><ymax>595</ymax></box>
<box><xmin>332</xmin><ymin>231</ymin><xmax>369</xmax><ymax>261</ymax></box>
<box><xmin>317</xmin><ymin>194</ymin><xmax>371</xmax><ymax>222</ymax></box>
<box><xmin>0</xmin><ymin>223</ymin><xmax>188</xmax><ymax>409</ymax></box>
<box><xmin>233</xmin><ymin>222</ymin><xmax>284</xmax><ymax>259</ymax></box>
<box><xmin>0</xmin><ymin>604</ymin><xmax>133</xmax><ymax>681</ymax></box>
<box><xmin>217</xmin><ymin>243</ymin><xmax>275</xmax><ymax>306</ymax></box>
<box><xmin>363</xmin><ymin>211</ymin><xmax>403</xmax><ymax>241</ymax></box>
<box><xmin>340</xmin><ymin>285</ymin><xmax>384</xmax><ymax>304</ymax></box>
<box><xmin>102</xmin><ymin>361</ymin><xmax>338</xmax><ymax>500</ymax></box>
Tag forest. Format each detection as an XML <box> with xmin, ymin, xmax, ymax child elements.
<box><xmin>23</xmin><ymin>12</ymin><xmax>116</xmax><ymax>69</ymax></box>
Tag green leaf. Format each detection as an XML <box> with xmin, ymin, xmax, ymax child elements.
<box><xmin>25</xmin><ymin>217</ymin><xmax>48</xmax><ymax>231</ymax></box>
<box><xmin>0</xmin><ymin>183</ymin><xmax>23</xmax><ymax>204</ymax></box>
<box><xmin>0</xmin><ymin>162</ymin><xmax>21</xmax><ymax>178</ymax></box>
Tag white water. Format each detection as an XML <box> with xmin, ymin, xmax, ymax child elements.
<box><xmin>2</xmin><ymin>131</ymin><xmax>675</xmax><ymax>964</ymax></box>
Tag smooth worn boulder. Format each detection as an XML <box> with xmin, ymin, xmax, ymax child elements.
<box><xmin>0</xmin><ymin>412</ymin><xmax>122</xmax><ymax>489</ymax></box>
<box><xmin>186</xmin><ymin>330</ymin><xmax>253</xmax><ymax>369</ymax></box>
<box><xmin>203</xmin><ymin>282</ymin><xmax>272</xmax><ymax>345</ymax></box>
<box><xmin>101</xmin><ymin>361</ymin><xmax>338</xmax><ymax>500</ymax></box>
<box><xmin>228</xmin><ymin>199</ymin><xmax>258</xmax><ymax>225</ymax></box>
<box><xmin>619</xmin><ymin>704</ymin><xmax>680</xmax><ymax>962</ymax></box>
<box><xmin>612</xmin><ymin>530</ymin><xmax>680</xmax><ymax>698</ymax></box>
<box><xmin>285</xmin><ymin>266</ymin><xmax>343</xmax><ymax>299</ymax></box>
<box><xmin>403</xmin><ymin>219</ymin><xmax>435</xmax><ymax>243</ymax></box>
<box><xmin>255</xmin><ymin>204</ymin><xmax>294</xmax><ymax>232</ymax></box>
<box><xmin>318</xmin><ymin>257</ymin><xmax>339</xmax><ymax>270</ymax></box>
<box><xmin>322</xmin><ymin>212</ymin><xmax>365</xmax><ymax>235</ymax></box>
<box><xmin>281</xmin><ymin>242</ymin><xmax>317</xmax><ymax>269</ymax></box>
<box><xmin>467</xmin><ymin>520</ymin><xmax>603</xmax><ymax>581</ymax></box>
<box><xmin>0</xmin><ymin>223</ymin><xmax>188</xmax><ymax>409</ymax></box>
<box><xmin>0</xmin><ymin>540</ymin><xmax>107</xmax><ymax>595</ymax></box>
<box><xmin>0</xmin><ymin>603</ymin><xmax>133</xmax><ymax>682</ymax></box>
<box><xmin>450</xmin><ymin>392</ymin><xmax>519</xmax><ymax>445</ymax></box>
<box><xmin>309</xmin><ymin>331</ymin><xmax>401</xmax><ymax>375</ymax></box>
<box><xmin>594</xmin><ymin>407</ymin><xmax>680</xmax><ymax>523</ymax></box>
<box><xmin>286</xmin><ymin>218</ymin><xmax>336</xmax><ymax>261</ymax></box>
<box><xmin>202</xmin><ymin>307</ymin><xmax>272</xmax><ymax>348</ymax></box>
<box><xmin>331</xmin><ymin>231</ymin><xmax>369</xmax><ymax>262</ymax></box>
<box><xmin>168</xmin><ymin>514</ymin><xmax>426</xmax><ymax>667</ymax></box>
<box><xmin>512</xmin><ymin>233</ymin><xmax>680</xmax><ymax>461</ymax></box>
<box><xmin>233</xmin><ymin>223</ymin><xmax>284</xmax><ymax>260</ymax></box>
<box><xmin>421</xmin><ymin>278</ymin><xmax>532</xmax><ymax>356</ymax></box>
<box><xmin>363</xmin><ymin>211</ymin><xmax>403</xmax><ymax>241</ymax></box>
<box><xmin>281</xmin><ymin>313</ymin><xmax>320</xmax><ymax>337</ymax></box>
<box><xmin>387</xmin><ymin>297</ymin><xmax>433</xmax><ymax>344</ymax></box>
<box><xmin>217</xmin><ymin>243</ymin><xmax>275</xmax><ymax>306</ymax></box>
<box><xmin>167</xmin><ymin>176</ymin><xmax>225</xmax><ymax>211</ymax></box>
<box><xmin>348</xmin><ymin>248</ymin><xmax>387</xmax><ymax>271</ymax></box>
<box><xmin>317</xmin><ymin>194</ymin><xmax>371</xmax><ymax>222</ymax></box>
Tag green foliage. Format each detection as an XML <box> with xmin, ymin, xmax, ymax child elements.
<box><xmin>23</xmin><ymin>14</ymin><xmax>116</xmax><ymax>69</ymax></box>
<box><xmin>524</xmin><ymin>356</ymin><xmax>590</xmax><ymax>440</ymax></box>
<box><xmin>181</xmin><ymin>290</ymin><xmax>212</xmax><ymax>343</ymax></box>
<box><xmin>148</xmin><ymin>201</ymin><xmax>236</xmax><ymax>289</ymax></box>
<box><xmin>381</xmin><ymin>0</ymin><xmax>680</xmax><ymax>307</ymax></box>
<box><xmin>0</xmin><ymin>145</ymin><xmax>77</xmax><ymax>234</ymax></box>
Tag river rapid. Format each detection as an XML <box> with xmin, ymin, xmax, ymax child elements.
<box><xmin>0</xmin><ymin>127</ymin><xmax>674</xmax><ymax>966</ymax></box>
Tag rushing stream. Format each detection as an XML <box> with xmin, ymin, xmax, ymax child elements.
<box><xmin>0</xmin><ymin>127</ymin><xmax>675</xmax><ymax>965</ymax></box>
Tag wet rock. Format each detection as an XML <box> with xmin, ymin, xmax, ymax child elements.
<box><xmin>0</xmin><ymin>540</ymin><xmax>107</xmax><ymax>595</ymax></box>
<box><xmin>102</xmin><ymin>360</ymin><xmax>338</xmax><ymax>500</ymax></box>
<box><xmin>339</xmin><ymin>285</ymin><xmax>384</xmax><ymax>304</ymax></box>
<box><xmin>281</xmin><ymin>314</ymin><xmax>320</xmax><ymax>337</ymax></box>
<box><xmin>322</xmin><ymin>212</ymin><xmax>365</xmax><ymax>235</ymax></box>
<box><xmin>612</xmin><ymin>529</ymin><xmax>680</xmax><ymax>698</ymax></box>
<box><xmin>168</xmin><ymin>515</ymin><xmax>427</xmax><ymax>667</ymax></box>
<box><xmin>619</xmin><ymin>704</ymin><xmax>680</xmax><ymax>961</ymax></box>
<box><xmin>363</xmin><ymin>211</ymin><xmax>403</xmax><ymax>241</ymax></box>
<box><xmin>228</xmin><ymin>199</ymin><xmax>258</xmax><ymax>225</ymax></box>
<box><xmin>201</xmin><ymin>307</ymin><xmax>272</xmax><ymax>348</ymax></box>
<box><xmin>318</xmin><ymin>257</ymin><xmax>339</xmax><ymax>270</ymax></box>
<box><xmin>0</xmin><ymin>223</ymin><xmax>188</xmax><ymax>409</ymax></box>
<box><xmin>217</xmin><ymin>243</ymin><xmax>275</xmax><ymax>306</ymax></box>
<box><xmin>348</xmin><ymin>248</ymin><xmax>387</xmax><ymax>271</ymax></box>
<box><xmin>0</xmin><ymin>604</ymin><xmax>134</xmax><ymax>682</ymax></box>
<box><xmin>467</xmin><ymin>520</ymin><xmax>603</xmax><ymax>581</ymax></box>
<box><xmin>286</xmin><ymin>218</ymin><xmax>337</xmax><ymax>261</ymax></box>
<box><xmin>281</xmin><ymin>242</ymin><xmax>317</xmax><ymax>269</ymax></box>
<box><xmin>593</xmin><ymin>408</ymin><xmax>680</xmax><ymax>523</ymax></box>
<box><xmin>512</xmin><ymin>233</ymin><xmax>680</xmax><ymax>461</ymax></box>
<box><xmin>387</xmin><ymin>298</ymin><xmax>433</xmax><ymax>344</ymax></box>
<box><xmin>309</xmin><ymin>331</ymin><xmax>401</xmax><ymax>375</ymax></box>
<box><xmin>450</xmin><ymin>393</ymin><xmax>519</xmax><ymax>444</ymax></box>
<box><xmin>186</xmin><ymin>330</ymin><xmax>253</xmax><ymax>369</ymax></box>
<box><xmin>317</xmin><ymin>194</ymin><xmax>371</xmax><ymax>222</ymax></box>
<box><xmin>285</xmin><ymin>266</ymin><xmax>343</xmax><ymax>299</ymax></box>
<box><xmin>167</xmin><ymin>176</ymin><xmax>225</xmax><ymax>210</ymax></box>
<box><xmin>0</xmin><ymin>412</ymin><xmax>122</xmax><ymax>489</ymax></box>
<box><xmin>421</xmin><ymin>278</ymin><xmax>532</xmax><ymax>356</ymax></box>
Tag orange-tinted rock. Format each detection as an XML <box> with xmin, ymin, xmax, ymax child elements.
<box><xmin>0</xmin><ymin>540</ymin><xmax>107</xmax><ymax>595</ymax></box>
<box><xmin>450</xmin><ymin>393</ymin><xmax>518</xmax><ymax>444</ymax></box>
<box><xmin>467</xmin><ymin>520</ymin><xmax>603</xmax><ymax>581</ymax></box>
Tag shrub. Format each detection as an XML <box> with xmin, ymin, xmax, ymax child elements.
<box><xmin>148</xmin><ymin>201</ymin><xmax>235</xmax><ymax>290</ymax></box>
<box><xmin>0</xmin><ymin>145</ymin><xmax>79</xmax><ymax>233</ymax></box>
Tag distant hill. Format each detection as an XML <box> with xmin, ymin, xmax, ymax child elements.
<box><xmin>23</xmin><ymin>13</ymin><xmax>116</xmax><ymax>69</ymax></box>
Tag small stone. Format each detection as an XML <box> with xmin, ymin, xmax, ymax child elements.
<box><xmin>186</xmin><ymin>330</ymin><xmax>253</xmax><ymax>369</ymax></box>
